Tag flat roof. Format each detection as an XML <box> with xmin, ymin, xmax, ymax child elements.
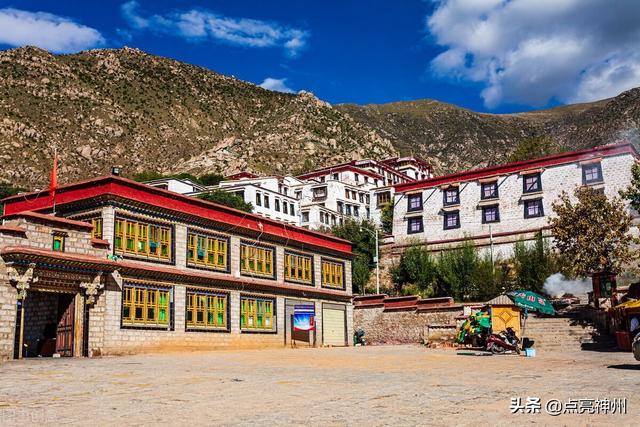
<box><xmin>1</xmin><ymin>175</ymin><xmax>352</xmax><ymax>254</ymax></box>
<box><xmin>394</xmin><ymin>143</ymin><xmax>638</xmax><ymax>193</ymax></box>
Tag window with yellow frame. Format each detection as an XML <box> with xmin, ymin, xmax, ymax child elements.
<box><xmin>240</xmin><ymin>243</ymin><xmax>274</xmax><ymax>278</ymax></box>
<box><xmin>114</xmin><ymin>218</ymin><xmax>172</xmax><ymax>261</ymax></box>
<box><xmin>185</xmin><ymin>290</ymin><xmax>228</xmax><ymax>330</ymax></box>
<box><xmin>284</xmin><ymin>251</ymin><xmax>313</xmax><ymax>284</ymax></box>
<box><xmin>122</xmin><ymin>285</ymin><xmax>170</xmax><ymax>327</ymax></box>
<box><xmin>321</xmin><ymin>259</ymin><xmax>344</xmax><ymax>289</ymax></box>
<box><xmin>186</xmin><ymin>232</ymin><xmax>228</xmax><ymax>271</ymax></box>
<box><xmin>240</xmin><ymin>296</ymin><xmax>274</xmax><ymax>331</ymax></box>
<box><xmin>91</xmin><ymin>218</ymin><xmax>103</xmax><ymax>239</ymax></box>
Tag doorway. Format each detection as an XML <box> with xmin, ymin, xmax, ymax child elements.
<box><xmin>16</xmin><ymin>291</ymin><xmax>78</xmax><ymax>358</ymax></box>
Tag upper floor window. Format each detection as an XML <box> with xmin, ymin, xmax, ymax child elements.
<box><xmin>481</xmin><ymin>182</ymin><xmax>498</xmax><ymax>200</ymax></box>
<box><xmin>289</xmin><ymin>203</ymin><xmax>295</xmax><ymax>216</ymax></box>
<box><xmin>187</xmin><ymin>232</ymin><xmax>228</xmax><ymax>271</ymax></box>
<box><xmin>264</xmin><ymin>195</ymin><xmax>270</xmax><ymax>208</ymax></box>
<box><xmin>240</xmin><ymin>243</ymin><xmax>275</xmax><ymax>278</ymax></box>
<box><xmin>313</xmin><ymin>187</ymin><xmax>327</xmax><ymax>199</ymax></box>
<box><xmin>285</xmin><ymin>252</ymin><xmax>313</xmax><ymax>284</ymax></box>
<box><xmin>377</xmin><ymin>192</ymin><xmax>391</xmax><ymax>207</ymax></box>
<box><xmin>523</xmin><ymin>173</ymin><xmax>542</xmax><ymax>193</ymax></box>
<box><xmin>275</xmin><ymin>199</ymin><xmax>281</xmax><ymax>212</ymax></box>
<box><xmin>355</xmin><ymin>173</ymin><xmax>360</xmax><ymax>182</ymax></box>
<box><xmin>482</xmin><ymin>205</ymin><xmax>500</xmax><ymax>224</ymax></box>
<box><xmin>91</xmin><ymin>218</ymin><xmax>103</xmax><ymax>239</ymax></box>
<box><xmin>407</xmin><ymin>217</ymin><xmax>423</xmax><ymax>234</ymax></box>
<box><xmin>256</xmin><ymin>193</ymin><xmax>262</xmax><ymax>206</ymax></box>
<box><xmin>359</xmin><ymin>193</ymin><xmax>364</xmax><ymax>203</ymax></box>
<box><xmin>524</xmin><ymin>199</ymin><xmax>544</xmax><ymax>219</ymax></box>
<box><xmin>295</xmin><ymin>191</ymin><xmax>302</xmax><ymax>200</ymax></box>
<box><xmin>52</xmin><ymin>232</ymin><xmax>65</xmax><ymax>252</ymax></box>
<box><xmin>582</xmin><ymin>163</ymin><xmax>603</xmax><ymax>184</ymax></box>
<box><xmin>283</xmin><ymin>202</ymin><xmax>288</xmax><ymax>214</ymax></box>
<box><xmin>345</xmin><ymin>205</ymin><xmax>352</xmax><ymax>216</ymax></box>
<box><xmin>407</xmin><ymin>193</ymin><xmax>423</xmax><ymax>212</ymax></box>
<box><xmin>443</xmin><ymin>211</ymin><xmax>460</xmax><ymax>230</ymax></box>
<box><xmin>321</xmin><ymin>259</ymin><xmax>344</xmax><ymax>289</ymax></box>
<box><xmin>443</xmin><ymin>188</ymin><xmax>460</xmax><ymax>206</ymax></box>
<box><xmin>115</xmin><ymin>218</ymin><xmax>171</xmax><ymax>260</ymax></box>
<box><xmin>337</xmin><ymin>201</ymin><xmax>344</xmax><ymax>214</ymax></box>
<box><xmin>354</xmin><ymin>206</ymin><xmax>360</xmax><ymax>217</ymax></box>
<box><xmin>332</xmin><ymin>173</ymin><xmax>339</xmax><ymax>180</ymax></box>
<box><xmin>302</xmin><ymin>211</ymin><xmax>310</xmax><ymax>222</ymax></box>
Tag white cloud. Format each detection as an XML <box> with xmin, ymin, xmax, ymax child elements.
<box><xmin>0</xmin><ymin>8</ymin><xmax>104</xmax><ymax>53</ymax></box>
<box><xmin>426</xmin><ymin>0</ymin><xmax>640</xmax><ymax>107</ymax></box>
<box><xmin>258</xmin><ymin>77</ymin><xmax>295</xmax><ymax>93</ymax></box>
<box><xmin>121</xmin><ymin>1</ymin><xmax>309</xmax><ymax>57</ymax></box>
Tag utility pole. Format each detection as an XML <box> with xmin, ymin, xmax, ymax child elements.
<box><xmin>360</xmin><ymin>226</ymin><xmax>380</xmax><ymax>295</ymax></box>
<box><xmin>489</xmin><ymin>224</ymin><xmax>494</xmax><ymax>275</ymax></box>
<box><xmin>375</xmin><ymin>228</ymin><xmax>380</xmax><ymax>295</ymax></box>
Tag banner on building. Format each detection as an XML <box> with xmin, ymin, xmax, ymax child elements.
<box><xmin>293</xmin><ymin>304</ymin><xmax>315</xmax><ymax>331</ymax></box>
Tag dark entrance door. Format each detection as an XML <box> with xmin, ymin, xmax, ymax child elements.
<box><xmin>56</xmin><ymin>294</ymin><xmax>75</xmax><ymax>356</ymax></box>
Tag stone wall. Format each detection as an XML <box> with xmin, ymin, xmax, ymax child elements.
<box><xmin>0</xmin><ymin>268</ymin><xmax>17</xmax><ymax>361</ymax></box>
<box><xmin>353</xmin><ymin>295</ymin><xmax>464</xmax><ymax>345</ymax></box>
<box><xmin>354</xmin><ymin>306</ymin><xmax>463</xmax><ymax>345</ymax></box>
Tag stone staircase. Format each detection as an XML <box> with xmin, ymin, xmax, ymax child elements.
<box><xmin>522</xmin><ymin>304</ymin><xmax>615</xmax><ymax>352</ymax></box>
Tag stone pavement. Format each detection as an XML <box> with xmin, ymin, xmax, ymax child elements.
<box><xmin>0</xmin><ymin>345</ymin><xmax>638</xmax><ymax>426</ymax></box>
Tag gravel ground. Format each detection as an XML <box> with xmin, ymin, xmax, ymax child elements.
<box><xmin>0</xmin><ymin>345</ymin><xmax>638</xmax><ymax>426</ymax></box>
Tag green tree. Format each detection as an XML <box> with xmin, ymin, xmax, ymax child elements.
<box><xmin>380</xmin><ymin>202</ymin><xmax>393</xmax><ymax>234</ymax></box>
<box><xmin>198</xmin><ymin>190</ymin><xmax>253</xmax><ymax>213</ymax></box>
<box><xmin>198</xmin><ymin>173</ymin><xmax>224</xmax><ymax>186</ymax></box>
<box><xmin>391</xmin><ymin>245</ymin><xmax>438</xmax><ymax>296</ymax></box>
<box><xmin>0</xmin><ymin>184</ymin><xmax>25</xmax><ymax>215</ymax></box>
<box><xmin>437</xmin><ymin>241</ymin><xmax>480</xmax><ymax>301</ymax></box>
<box><xmin>512</xmin><ymin>232</ymin><xmax>555</xmax><ymax>292</ymax></box>
<box><xmin>132</xmin><ymin>170</ymin><xmax>164</xmax><ymax>182</ymax></box>
<box><xmin>331</xmin><ymin>219</ymin><xmax>378</xmax><ymax>294</ymax></box>
<box><xmin>550</xmin><ymin>187</ymin><xmax>635</xmax><ymax>276</ymax></box>
<box><xmin>507</xmin><ymin>136</ymin><xmax>563</xmax><ymax>163</ymax></box>
<box><xmin>620</xmin><ymin>162</ymin><xmax>640</xmax><ymax>211</ymax></box>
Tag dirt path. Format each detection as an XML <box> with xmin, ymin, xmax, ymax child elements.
<box><xmin>0</xmin><ymin>346</ymin><xmax>638</xmax><ymax>426</ymax></box>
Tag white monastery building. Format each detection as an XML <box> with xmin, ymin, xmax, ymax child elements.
<box><xmin>389</xmin><ymin>143</ymin><xmax>639</xmax><ymax>259</ymax></box>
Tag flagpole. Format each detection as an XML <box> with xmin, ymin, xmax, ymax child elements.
<box><xmin>51</xmin><ymin>145</ymin><xmax>57</xmax><ymax>215</ymax></box>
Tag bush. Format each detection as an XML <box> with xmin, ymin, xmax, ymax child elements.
<box><xmin>198</xmin><ymin>190</ymin><xmax>253</xmax><ymax>213</ymax></box>
<box><xmin>512</xmin><ymin>232</ymin><xmax>556</xmax><ymax>292</ymax></box>
<box><xmin>331</xmin><ymin>219</ymin><xmax>379</xmax><ymax>294</ymax></box>
<box><xmin>391</xmin><ymin>245</ymin><xmax>437</xmax><ymax>296</ymax></box>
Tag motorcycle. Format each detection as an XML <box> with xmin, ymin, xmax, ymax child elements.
<box><xmin>353</xmin><ymin>329</ymin><xmax>366</xmax><ymax>346</ymax></box>
<box><xmin>486</xmin><ymin>327</ymin><xmax>520</xmax><ymax>354</ymax></box>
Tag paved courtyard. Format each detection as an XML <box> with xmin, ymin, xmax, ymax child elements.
<box><xmin>0</xmin><ymin>345</ymin><xmax>638</xmax><ymax>426</ymax></box>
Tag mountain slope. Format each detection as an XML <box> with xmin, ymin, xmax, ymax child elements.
<box><xmin>0</xmin><ymin>46</ymin><xmax>639</xmax><ymax>189</ymax></box>
<box><xmin>0</xmin><ymin>47</ymin><xmax>396</xmax><ymax>187</ymax></box>
<box><xmin>336</xmin><ymin>90</ymin><xmax>640</xmax><ymax>172</ymax></box>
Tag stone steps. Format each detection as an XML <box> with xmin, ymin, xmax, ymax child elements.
<box><xmin>522</xmin><ymin>307</ymin><xmax>615</xmax><ymax>352</ymax></box>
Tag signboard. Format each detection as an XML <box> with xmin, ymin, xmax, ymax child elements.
<box><xmin>293</xmin><ymin>304</ymin><xmax>315</xmax><ymax>331</ymax></box>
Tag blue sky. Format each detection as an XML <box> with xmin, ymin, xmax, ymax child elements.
<box><xmin>1</xmin><ymin>1</ymin><xmax>640</xmax><ymax>113</ymax></box>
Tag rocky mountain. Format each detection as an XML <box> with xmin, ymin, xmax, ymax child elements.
<box><xmin>0</xmin><ymin>46</ymin><xmax>395</xmax><ymax>188</ymax></box>
<box><xmin>336</xmin><ymin>90</ymin><xmax>640</xmax><ymax>172</ymax></box>
<box><xmin>0</xmin><ymin>46</ymin><xmax>639</xmax><ymax>188</ymax></box>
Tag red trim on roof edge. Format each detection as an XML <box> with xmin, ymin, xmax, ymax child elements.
<box><xmin>3</xmin><ymin>211</ymin><xmax>94</xmax><ymax>230</ymax></box>
<box><xmin>0</xmin><ymin>246</ymin><xmax>351</xmax><ymax>299</ymax></box>
<box><xmin>1</xmin><ymin>176</ymin><xmax>352</xmax><ymax>254</ymax></box>
<box><xmin>394</xmin><ymin>143</ymin><xmax>638</xmax><ymax>193</ymax></box>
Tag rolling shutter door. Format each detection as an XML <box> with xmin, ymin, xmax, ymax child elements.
<box><xmin>322</xmin><ymin>306</ymin><xmax>346</xmax><ymax>346</ymax></box>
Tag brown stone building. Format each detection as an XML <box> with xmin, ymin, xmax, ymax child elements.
<box><xmin>0</xmin><ymin>176</ymin><xmax>353</xmax><ymax>360</ymax></box>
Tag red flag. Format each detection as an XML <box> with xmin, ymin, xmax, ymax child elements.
<box><xmin>50</xmin><ymin>149</ymin><xmax>58</xmax><ymax>199</ymax></box>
